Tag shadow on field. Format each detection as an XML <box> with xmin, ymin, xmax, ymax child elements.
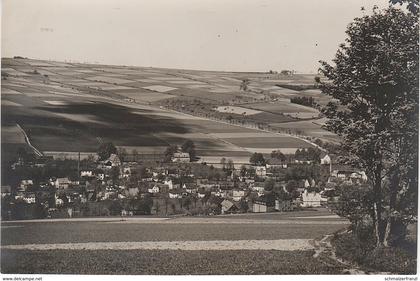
<box><xmin>2</xmin><ymin>102</ymin><xmax>190</xmax><ymax>151</ymax></box>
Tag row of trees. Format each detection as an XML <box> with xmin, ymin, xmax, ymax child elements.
<box><xmin>290</xmin><ymin>96</ymin><xmax>316</xmax><ymax>107</ymax></box>
<box><xmin>248</xmin><ymin>148</ymin><xmax>322</xmax><ymax>166</ymax></box>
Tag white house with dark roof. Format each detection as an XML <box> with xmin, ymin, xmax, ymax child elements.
<box><xmin>148</xmin><ymin>185</ymin><xmax>160</xmax><ymax>194</ymax></box>
<box><xmin>19</xmin><ymin>179</ymin><xmax>34</xmax><ymax>191</ymax></box>
<box><xmin>320</xmin><ymin>154</ymin><xmax>331</xmax><ymax>165</ymax></box>
<box><xmin>55</xmin><ymin>178</ymin><xmax>71</xmax><ymax>189</ymax></box>
<box><xmin>172</xmin><ymin>152</ymin><xmax>190</xmax><ymax>163</ymax></box>
<box><xmin>301</xmin><ymin>190</ymin><xmax>322</xmax><ymax>207</ymax></box>
<box><xmin>104</xmin><ymin>154</ymin><xmax>121</xmax><ymax>168</ymax></box>
<box><xmin>254</xmin><ymin>166</ymin><xmax>267</xmax><ymax>177</ymax></box>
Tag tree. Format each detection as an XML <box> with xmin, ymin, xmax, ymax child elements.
<box><xmin>16</xmin><ymin>147</ymin><xmax>30</xmax><ymax>162</ymax></box>
<box><xmin>240</xmin><ymin>165</ymin><xmax>247</xmax><ymax>177</ymax></box>
<box><xmin>109</xmin><ymin>166</ymin><xmax>120</xmax><ymax>186</ymax></box>
<box><xmin>319</xmin><ymin>7</ymin><xmax>418</xmax><ymax>247</ymax></box>
<box><xmin>181</xmin><ymin>140</ymin><xmax>196</xmax><ymax>161</ymax></box>
<box><xmin>183</xmin><ymin>196</ymin><xmax>192</xmax><ymax>211</ymax></box>
<box><xmin>238</xmin><ymin>199</ymin><xmax>249</xmax><ymax>212</ymax></box>
<box><xmin>109</xmin><ymin>200</ymin><xmax>123</xmax><ymax>216</ymax></box>
<box><xmin>117</xmin><ymin>148</ymin><xmax>127</xmax><ymax>162</ymax></box>
<box><xmin>250</xmin><ymin>153</ymin><xmax>265</xmax><ymax>166</ymax></box>
<box><xmin>264</xmin><ymin>178</ymin><xmax>275</xmax><ymax>192</ymax></box>
<box><xmin>390</xmin><ymin>0</ymin><xmax>419</xmax><ymax>14</ymax></box>
<box><xmin>271</xmin><ymin>150</ymin><xmax>286</xmax><ymax>161</ymax></box>
<box><xmin>226</xmin><ymin>159</ymin><xmax>235</xmax><ymax>172</ymax></box>
<box><xmin>220</xmin><ymin>157</ymin><xmax>227</xmax><ymax>170</ymax></box>
<box><xmin>286</xmin><ymin>180</ymin><xmax>298</xmax><ymax>194</ymax></box>
<box><xmin>306</xmin><ymin>147</ymin><xmax>321</xmax><ymax>162</ymax></box>
<box><xmin>164</xmin><ymin>145</ymin><xmax>178</xmax><ymax>162</ymax></box>
<box><xmin>239</xmin><ymin>79</ymin><xmax>250</xmax><ymax>91</ymax></box>
<box><xmin>97</xmin><ymin>142</ymin><xmax>117</xmax><ymax>161</ymax></box>
<box><xmin>132</xmin><ymin>149</ymin><xmax>138</xmax><ymax>162</ymax></box>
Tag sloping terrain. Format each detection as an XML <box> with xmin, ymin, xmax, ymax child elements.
<box><xmin>1</xmin><ymin>58</ymin><xmax>335</xmax><ymax>164</ymax></box>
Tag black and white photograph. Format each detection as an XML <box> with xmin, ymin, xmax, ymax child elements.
<box><xmin>0</xmin><ymin>0</ymin><xmax>418</xmax><ymax>278</ymax></box>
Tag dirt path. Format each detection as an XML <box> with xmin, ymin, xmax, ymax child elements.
<box><xmin>16</xmin><ymin>123</ymin><xmax>43</xmax><ymax>156</ymax></box>
<box><xmin>311</xmin><ymin>231</ymin><xmax>386</xmax><ymax>275</ymax></box>
<box><xmin>2</xmin><ymin>239</ymin><xmax>314</xmax><ymax>251</ymax></box>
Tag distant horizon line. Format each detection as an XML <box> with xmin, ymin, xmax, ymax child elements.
<box><xmin>2</xmin><ymin>56</ymin><xmax>318</xmax><ymax>75</ymax></box>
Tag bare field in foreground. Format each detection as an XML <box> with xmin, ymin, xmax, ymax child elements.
<box><xmin>1</xmin><ymin>208</ymin><xmax>348</xmax><ymax>274</ymax></box>
<box><xmin>2</xmin><ymin>249</ymin><xmax>345</xmax><ymax>274</ymax></box>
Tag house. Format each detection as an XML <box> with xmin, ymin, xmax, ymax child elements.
<box><xmin>329</xmin><ymin>169</ymin><xmax>367</xmax><ymax>183</ymax></box>
<box><xmin>80</xmin><ymin>170</ymin><xmax>93</xmax><ymax>177</ymax></box>
<box><xmin>251</xmin><ymin>185</ymin><xmax>265</xmax><ymax>197</ymax></box>
<box><xmin>127</xmin><ymin>187</ymin><xmax>139</xmax><ymax>198</ymax></box>
<box><xmin>294</xmin><ymin>159</ymin><xmax>313</xmax><ymax>164</ymax></box>
<box><xmin>122</xmin><ymin>167</ymin><xmax>132</xmax><ymax>178</ymax></box>
<box><xmin>103</xmin><ymin>189</ymin><xmax>118</xmax><ymax>200</ymax></box>
<box><xmin>104</xmin><ymin>154</ymin><xmax>121</xmax><ymax>168</ymax></box>
<box><xmin>254</xmin><ymin>166</ymin><xmax>267</xmax><ymax>177</ymax></box>
<box><xmin>23</xmin><ymin>192</ymin><xmax>36</xmax><ymax>204</ymax></box>
<box><xmin>55</xmin><ymin>197</ymin><xmax>64</xmax><ymax>206</ymax></box>
<box><xmin>211</xmin><ymin>190</ymin><xmax>221</xmax><ymax>197</ymax></box>
<box><xmin>350</xmin><ymin>171</ymin><xmax>368</xmax><ymax>182</ymax></box>
<box><xmin>1</xmin><ymin>185</ymin><xmax>12</xmax><ymax>197</ymax></box>
<box><xmin>19</xmin><ymin>179</ymin><xmax>33</xmax><ymax>191</ymax></box>
<box><xmin>85</xmin><ymin>191</ymin><xmax>96</xmax><ymax>202</ymax></box>
<box><xmin>118</xmin><ymin>193</ymin><xmax>126</xmax><ymax>199</ymax></box>
<box><xmin>97</xmin><ymin>173</ymin><xmax>105</xmax><ymax>181</ymax></box>
<box><xmin>252</xmin><ymin>201</ymin><xmax>274</xmax><ymax>213</ymax></box>
<box><xmin>220</xmin><ymin>190</ymin><xmax>229</xmax><ymax>198</ymax></box>
<box><xmin>164</xmin><ymin>179</ymin><xmax>174</xmax><ymax>190</ymax></box>
<box><xmin>33</xmin><ymin>157</ymin><xmax>48</xmax><ymax>168</ymax></box>
<box><xmin>253</xmin><ymin>194</ymin><xmax>276</xmax><ymax>213</ymax></box>
<box><xmin>55</xmin><ymin>178</ymin><xmax>71</xmax><ymax>189</ymax></box>
<box><xmin>221</xmin><ymin>199</ymin><xmax>239</xmax><ymax>214</ymax></box>
<box><xmin>172</xmin><ymin>152</ymin><xmax>190</xmax><ymax>163</ymax></box>
<box><xmin>11</xmin><ymin>157</ymin><xmax>25</xmax><ymax>170</ymax></box>
<box><xmin>244</xmin><ymin>178</ymin><xmax>255</xmax><ymax>184</ymax></box>
<box><xmin>310</xmin><ymin>178</ymin><xmax>316</xmax><ymax>188</ymax></box>
<box><xmin>148</xmin><ymin>185</ymin><xmax>160</xmax><ymax>194</ymax></box>
<box><xmin>320</xmin><ymin>154</ymin><xmax>331</xmax><ymax>165</ymax></box>
<box><xmin>197</xmin><ymin>192</ymin><xmax>206</xmax><ymax>198</ymax></box>
<box><xmin>169</xmin><ymin>190</ymin><xmax>183</xmax><ymax>199</ymax></box>
<box><xmin>183</xmin><ymin>183</ymin><xmax>197</xmax><ymax>194</ymax></box>
<box><xmin>232</xmin><ymin>190</ymin><xmax>246</xmax><ymax>202</ymax></box>
<box><xmin>301</xmin><ymin>190</ymin><xmax>322</xmax><ymax>207</ymax></box>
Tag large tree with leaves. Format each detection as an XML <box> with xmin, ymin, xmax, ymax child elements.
<box><xmin>97</xmin><ymin>142</ymin><xmax>117</xmax><ymax>161</ymax></box>
<box><xmin>319</xmin><ymin>7</ymin><xmax>418</xmax><ymax>247</ymax></box>
<box><xmin>181</xmin><ymin>140</ymin><xmax>196</xmax><ymax>161</ymax></box>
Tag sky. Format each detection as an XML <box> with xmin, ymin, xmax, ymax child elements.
<box><xmin>2</xmin><ymin>0</ymin><xmax>389</xmax><ymax>73</ymax></box>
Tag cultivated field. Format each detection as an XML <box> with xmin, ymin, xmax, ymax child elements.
<box><xmin>1</xmin><ymin>58</ymin><xmax>336</xmax><ymax>164</ymax></box>
<box><xmin>1</xmin><ymin>208</ymin><xmax>350</xmax><ymax>274</ymax></box>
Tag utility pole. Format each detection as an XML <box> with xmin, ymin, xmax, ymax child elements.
<box><xmin>78</xmin><ymin>151</ymin><xmax>81</xmax><ymax>179</ymax></box>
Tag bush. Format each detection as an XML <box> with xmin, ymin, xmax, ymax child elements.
<box><xmin>332</xmin><ymin>231</ymin><xmax>416</xmax><ymax>274</ymax></box>
<box><xmin>364</xmin><ymin>246</ymin><xmax>416</xmax><ymax>274</ymax></box>
<box><xmin>100</xmin><ymin>207</ymin><xmax>110</xmax><ymax>216</ymax></box>
<box><xmin>333</xmin><ymin>232</ymin><xmax>373</xmax><ymax>264</ymax></box>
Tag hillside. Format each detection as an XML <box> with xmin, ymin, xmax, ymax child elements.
<box><xmin>1</xmin><ymin>58</ymin><xmax>337</xmax><ymax>164</ymax></box>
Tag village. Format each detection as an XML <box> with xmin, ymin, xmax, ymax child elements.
<box><xmin>1</xmin><ymin>141</ymin><xmax>368</xmax><ymax>220</ymax></box>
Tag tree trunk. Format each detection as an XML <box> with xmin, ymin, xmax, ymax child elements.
<box><xmin>384</xmin><ymin>168</ymin><xmax>400</xmax><ymax>247</ymax></box>
<box><xmin>372</xmin><ymin>162</ymin><xmax>384</xmax><ymax>247</ymax></box>
<box><xmin>373</xmin><ymin>202</ymin><xmax>383</xmax><ymax>246</ymax></box>
<box><xmin>383</xmin><ymin>218</ymin><xmax>392</xmax><ymax>247</ymax></box>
